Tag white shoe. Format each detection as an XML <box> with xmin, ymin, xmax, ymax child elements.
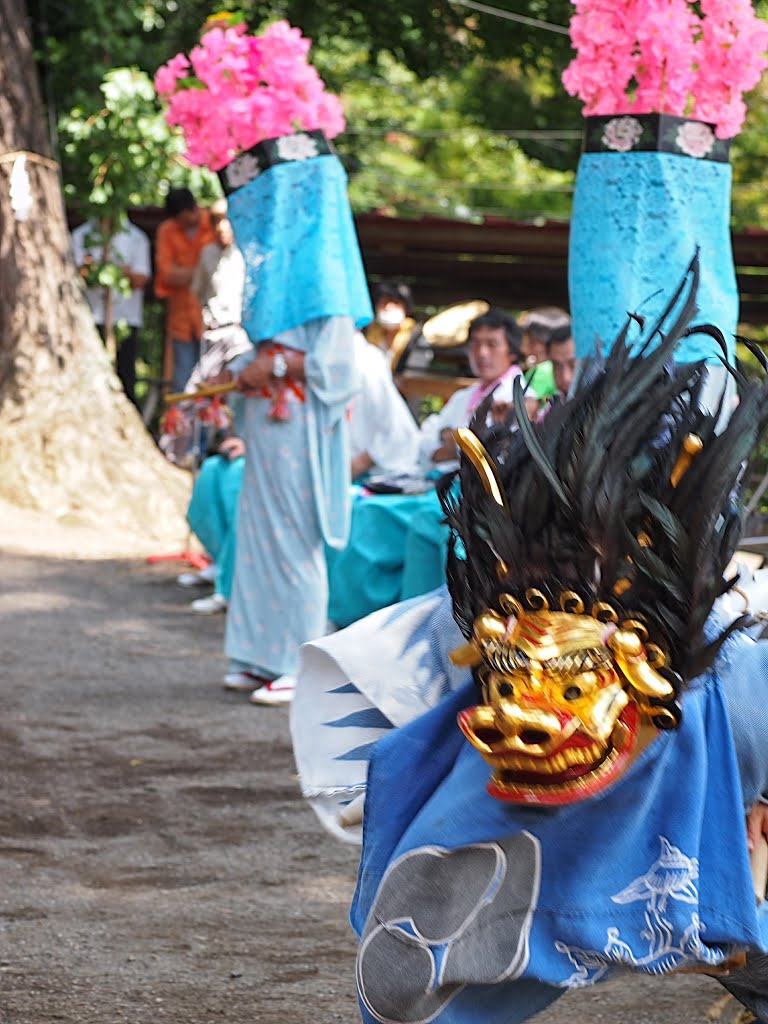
<box><xmin>249</xmin><ymin>675</ymin><xmax>296</xmax><ymax>706</ymax></box>
<box><xmin>177</xmin><ymin>562</ymin><xmax>217</xmax><ymax>588</ymax></box>
<box><xmin>198</xmin><ymin>562</ymin><xmax>217</xmax><ymax>583</ymax></box>
<box><xmin>177</xmin><ymin>571</ymin><xmax>205</xmax><ymax>587</ymax></box>
<box><xmin>223</xmin><ymin>670</ymin><xmax>268</xmax><ymax>692</ymax></box>
<box><xmin>190</xmin><ymin>593</ymin><xmax>227</xmax><ymax>614</ymax></box>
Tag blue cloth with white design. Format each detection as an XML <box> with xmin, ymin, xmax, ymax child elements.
<box><xmin>226</xmin><ymin>154</ymin><xmax>373</xmax><ymax>341</ymax></box>
<box><xmin>336</xmin><ymin>597</ymin><xmax>768</xmax><ymax>1023</ymax></box>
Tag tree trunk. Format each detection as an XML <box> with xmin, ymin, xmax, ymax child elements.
<box><xmin>0</xmin><ymin>0</ymin><xmax>188</xmax><ymax>546</ymax></box>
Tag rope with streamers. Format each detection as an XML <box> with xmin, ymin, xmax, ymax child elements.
<box><xmin>0</xmin><ymin>150</ymin><xmax>60</xmax><ymax>171</ymax></box>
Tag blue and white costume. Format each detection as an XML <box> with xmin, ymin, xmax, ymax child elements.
<box><xmin>222</xmin><ymin>142</ymin><xmax>372</xmax><ymax>679</ymax></box>
<box><xmin>293</xmin><ymin>587</ymin><xmax>768</xmax><ymax>1023</ymax></box>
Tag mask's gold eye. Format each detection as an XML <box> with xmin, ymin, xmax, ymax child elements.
<box><xmin>561</xmin><ymin>670</ymin><xmax>599</xmax><ymax>702</ymax></box>
<box><xmin>484</xmin><ymin>673</ymin><xmax>518</xmax><ymax>703</ymax></box>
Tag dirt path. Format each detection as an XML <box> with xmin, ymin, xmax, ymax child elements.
<box><xmin>0</xmin><ymin>549</ymin><xmax>744</xmax><ymax>1023</ymax></box>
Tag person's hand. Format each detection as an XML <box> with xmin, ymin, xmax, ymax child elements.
<box><xmin>218</xmin><ymin>436</ymin><xmax>246</xmax><ymax>460</ymax></box>
<box><xmin>747</xmin><ymin>801</ymin><xmax>768</xmax><ymax>851</ymax></box>
<box><xmin>431</xmin><ymin>428</ymin><xmax>457</xmax><ymax>463</ymax></box>
<box><xmin>204</xmin><ymin>369</ymin><xmax>233</xmax><ymax>388</ymax></box>
<box><xmin>351</xmin><ymin>451</ymin><xmax>374</xmax><ymax>481</ymax></box>
<box><xmin>524</xmin><ymin>396</ymin><xmax>541</xmax><ymax>420</ymax></box>
<box><xmin>236</xmin><ymin>350</ymin><xmax>272</xmax><ymax>395</ymax></box>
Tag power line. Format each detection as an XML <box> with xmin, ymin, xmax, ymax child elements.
<box><xmin>344</xmin><ymin>126</ymin><xmax>582</xmax><ymax>139</ymax></box>
<box><xmin>362</xmin><ymin>172</ymin><xmax>574</xmax><ymax>192</ymax></box>
<box><xmin>449</xmin><ymin>0</ymin><xmax>571</xmax><ymax>35</ymax></box>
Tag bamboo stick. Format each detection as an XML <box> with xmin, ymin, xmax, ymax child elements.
<box><xmin>163</xmin><ymin>381</ymin><xmax>238</xmax><ymax>405</ymax></box>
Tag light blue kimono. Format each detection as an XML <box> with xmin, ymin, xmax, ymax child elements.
<box><xmin>223</xmin><ymin>148</ymin><xmax>373</xmax><ymax>679</ymax></box>
<box><xmin>225</xmin><ymin>316</ymin><xmax>358</xmax><ymax>679</ymax></box>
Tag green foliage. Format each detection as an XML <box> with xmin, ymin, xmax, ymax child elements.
<box><xmin>32</xmin><ymin>0</ymin><xmax>768</xmax><ymax>226</ymax></box>
<box><xmin>58</xmin><ymin>64</ymin><xmax>219</xmax><ymax>342</ymax></box>
<box><xmin>418</xmin><ymin>394</ymin><xmax>446</xmax><ymax>422</ymax></box>
<box><xmin>35</xmin><ymin>0</ymin><xmax>579</xmax><ymax>223</ymax></box>
<box><xmin>319</xmin><ymin>45</ymin><xmax>575</xmax><ymax>220</ymax></box>
<box><xmin>59</xmin><ymin>66</ymin><xmax>219</xmax><ymax>218</ymax></box>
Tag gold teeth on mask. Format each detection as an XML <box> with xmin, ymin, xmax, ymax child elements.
<box><xmin>479</xmin><ymin>638</ymin><xmax>530</xmax><ymax>675</ymax></box>
<box><xmin>496</xmin><ymin>739</ymin><xmax>609</xmax><ymax>777</ymax></box>
<box><xmin>542</xmin><ymin>646</ymin><xmax>613</xmax><ymax>678</ymax></box>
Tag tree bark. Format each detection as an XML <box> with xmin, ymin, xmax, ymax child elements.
<box><xmin>0</xmin><ymin>0</ymin><xmax>188</xmax><ymax>545</ymax></box>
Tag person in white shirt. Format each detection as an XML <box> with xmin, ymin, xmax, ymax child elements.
<box><xmin>348</xmin><ymin>333</ymin><xmax>420</xmax><ymax>480</ymax></box>
<box><xmin>186</xmin><ymin>199</ymin><xmax>250</xmax><ymax>392</ymax></box>
<box><xmin>418</xmin><ymin>308</ymin><xmax>538</xmax><ymax>472</ymax></box>
<box><xmin>71</xmin><ymin>216</ymin><xmax>151</xmax><ymax>407</ymax></box>
<box><xmin>191</xmin><ymin>200</ymin><xmax>245</xmax><ymax>334</ymax></box>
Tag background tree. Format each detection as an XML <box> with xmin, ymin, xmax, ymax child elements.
<box><xmin>59</xmin><ymin>65</ymin><xmax>218</xmax><ymax>359</ymax></box>
<box><xmin>31</xmin><ymin>0</ymin><xmax>583</xmax><ymax>221</ymax></box>
<box><xmin>31</xmin><ymin>0</ymin><xmax>768</xmax><ymax>226</ymax></box>
<box><xmin>0</xmin><ymin>0</ymin><xmax>188</xmax><ymax>542</ymax></box>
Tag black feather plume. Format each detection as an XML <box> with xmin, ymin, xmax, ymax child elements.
<box><xmin>440</xmin><ymin>253</ymin><xmax>768</xmax><ymax>686</ymax></box>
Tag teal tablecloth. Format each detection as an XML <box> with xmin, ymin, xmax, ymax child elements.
<box><xmin>326</xmin><ymin>488</ymin><xmax>449</xmax><ymax>628</ymax></box>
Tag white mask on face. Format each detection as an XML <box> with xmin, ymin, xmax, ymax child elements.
<box><xmin>376</xmin><ymin>308</ymin><xmax>406</xmax><ymax>327</ymax></box>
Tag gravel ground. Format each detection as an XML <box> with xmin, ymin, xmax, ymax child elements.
<box><xmin>0</xmin><ymin>550</ymin><xmax>749</xmax><ymax>1023</ymax></box>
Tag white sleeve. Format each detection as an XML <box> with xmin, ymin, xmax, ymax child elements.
<box><xmin>351</xmin><ymin>346</ymin><xmax>419</xmax><ymax>474</ymax></box>
<box><xmin>492</xmin><ymin>371</ymin><xmax>539</xmax><ymax>405</ymax></box>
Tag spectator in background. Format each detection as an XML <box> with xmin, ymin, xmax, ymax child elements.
<box><xmin>518</xmin><ymin>306</ymin><xmax>572</xmax><ymax>401</ymax></box>
<box><xmin>192</xmin><ymin>199</ymin><xmax>245</xmax><ymax>336</ymax></box>
<box><xmin>418</xmin><ymin>309</ymin><xmax>537</xmax><ymax>471</ymax></box>
<box><xmin>365</xmin><ymin>280</ymin><xmax>416</xmax><ymax>370</ymax></box>
<box><xmin>71</xmin><ymin>215</ymin><xmax>151</xmax><ymax>407</ymax></box>
<box><xmin>186</xmin><ymin>198</ymin><xmax>251</xmax><ymax>392</ymax></box>
<box><xmin>154</xmin><ymin>187</ymin><xmax>215</xmax><ymax>391</ymax></box>
<box><xmin>349</xmin><ymin>332</ymin><xmax>420</xmax><ymax>480</ymax></box>
<box><xmin>548</xmin><ymin>331</ymin><xmax>578</xmax><ymax>401</ymax></box>
<box><xmin>169</xmin><ymin>197</ymin><xmax>251</xmax><ymax>602</ymax></box>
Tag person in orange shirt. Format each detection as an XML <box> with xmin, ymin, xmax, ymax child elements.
<box><xmin>154</xmin><ymin>188</ymin><xmax>215</xmax><ymax>390</ymax></box>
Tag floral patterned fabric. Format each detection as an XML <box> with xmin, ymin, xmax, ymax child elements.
<box><xmin>219</xmin><ymin>129</ymin><xmax>334</xmax><ymax>193</ymax></box>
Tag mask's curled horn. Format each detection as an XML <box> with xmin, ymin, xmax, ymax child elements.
<box><xmin>454</xmin><ymin>428</ymin><xmax>508</xmax><ymax>511</ymax></box>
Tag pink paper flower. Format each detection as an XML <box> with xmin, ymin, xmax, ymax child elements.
<box><xmin>154</xmin><ymin>52</ymin><xmax>190</xmax><ymax>98</ymax></box>
<box><xmin>562</xmin><ymin>0</ymin><xmax>768</xmax><ymax>138</ymax></box>
<box><xmin>154</xmin><ymin>20</ymin><xmax>345</xmax><ymax>170</ymax></box>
